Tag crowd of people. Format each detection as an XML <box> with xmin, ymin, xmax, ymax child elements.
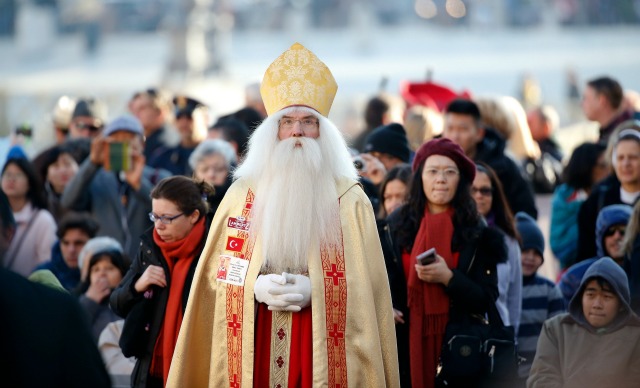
<box><xmin>1</xmin><ymin>41</ymin><xmax>640</xmax><ymax>388</ymax></box>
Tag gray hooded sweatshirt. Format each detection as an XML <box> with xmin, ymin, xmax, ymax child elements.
<box><xmin>527</xmin><ymin>257</ymin><xmax>640</xmax><ymax>388</ymax></box>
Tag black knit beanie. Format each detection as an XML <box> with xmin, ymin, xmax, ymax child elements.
<box><xmin>363</xmin><ymin>123</ymin><xmax>411</xmax><ymax>163</ymax></box>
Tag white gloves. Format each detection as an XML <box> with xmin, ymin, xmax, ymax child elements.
<box><xmin>254</xmin><ymin>272</ymin><xmax>311</xmax><ymax>312</ymax></box>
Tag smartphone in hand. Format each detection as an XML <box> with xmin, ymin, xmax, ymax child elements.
<box><xmin>417</xmin><ymin>248</ymin><xmax>437</xmax><ymax>265</ymax></box>
<box><xmin>104</xmin><ymin>141</ymin><xmax>131</xmax><ymax>172</ymax></box>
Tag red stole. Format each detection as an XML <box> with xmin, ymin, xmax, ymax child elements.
<box><xmin>407</xmin><ymin>207</ymin><xmax>458</xmax><ymax>388</ymax></box>
<box><xmin>150</xmin><ymin>217</ymin><xmax>205</xmax><ymax>385</ymax></box>
<box><xmin>253</xmin><ymin>304</ymin><xmax>313</xmax><ymax>387</ymax></box>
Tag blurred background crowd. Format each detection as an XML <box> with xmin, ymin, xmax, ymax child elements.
<box><xmin>1</xmin><ymin>0</ymin><xmax>640</xmax><ymax>386</ymax></box>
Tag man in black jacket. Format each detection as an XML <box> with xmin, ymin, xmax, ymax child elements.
<box><xmin>443</xmin><ymin>99</ymin><xmax>538</xmax><ymax>219</ymax></box>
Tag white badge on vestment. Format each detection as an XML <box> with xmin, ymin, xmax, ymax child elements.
<box><xmin>216</xmin><ymin>254</ymin><xmax>250</xmax><ymax>286</ymax></box>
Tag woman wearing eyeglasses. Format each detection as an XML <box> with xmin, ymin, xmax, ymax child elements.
<box><xmin>471</xmin><ymin>162</ymin><xmax>523</xmax><ymax>346</ymax></box>
<box><xmin>110</xmin><ymin>176</ymin><xmax>214</xmax><ymax>388</ymax></box>
<box><xmin>382</xmin><ymin>138</ymin><xmax>507</xmax><ymax>387</ymax></box>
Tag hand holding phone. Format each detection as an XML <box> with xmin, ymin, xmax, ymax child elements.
<box><xmin>104</xmin><ymin>141</ymin><xmax>132</xmax><ymax>172</ymax></box>
<box><xmin>417</xmin><ymin>247</ymin><xmax>437</xmax><ymax>266</ymax></box>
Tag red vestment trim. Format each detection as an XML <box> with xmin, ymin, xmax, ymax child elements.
<box><xmin>226</xmin><ymin>188</ymin><xmax>255</xmax><ymax>388</ymax></box>
<box><xmin>321</xmin><ymin>218</ymin><xmax>348</xmax><ymax>387</ymax></box>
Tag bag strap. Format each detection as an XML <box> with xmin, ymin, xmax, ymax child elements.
<box><xmin>4</xmin><ymin>208</ymin><xmax>42</xmax><ymax>270</ymax></box>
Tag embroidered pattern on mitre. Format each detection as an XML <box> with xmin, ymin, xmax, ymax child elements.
<box><xmin>260</xmin><ymin>42</ymin><xmax>338</xmax><ymax>117</ymax></box>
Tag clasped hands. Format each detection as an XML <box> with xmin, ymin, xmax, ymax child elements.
<box><xmin>254</xmin><ymin>273</ymin><xmax>311</xmax><ymax>312</ymax></box>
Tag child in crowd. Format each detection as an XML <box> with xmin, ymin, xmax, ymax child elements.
<box><xmin>515</xmin><ymin>212</ymin><xmax>565</xmax><ymax>383</ymax></box>
<box><xmin>528</xmin><ymin>257</ymin><xmax>640</xmax><ymax>387</ymax></box>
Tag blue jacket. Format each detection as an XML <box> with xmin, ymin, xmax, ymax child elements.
<box><xmin>33</xmin><ymin>241</ymin><xmax>80</xmax><ymax>291</ymax></box>
<box><xmin>549</xmin><ymin>184</ymin><xmax>583</xmax><ymax>268</ymax></box>
<box><xmin>558</xmin><ymin>204</ymin><xmax>632</xmax><ymax>305</ymax></box>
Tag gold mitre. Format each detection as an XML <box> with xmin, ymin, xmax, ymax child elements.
<box><xmin>260</xmin><ymin>42</ymin><xmax>337</xmax><ymax>117</ymax></box>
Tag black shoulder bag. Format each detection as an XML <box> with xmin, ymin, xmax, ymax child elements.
<box><xmin>436</xmin><ymin>251</ymin><xmax>519</xmax><ymax>387</ymax></box>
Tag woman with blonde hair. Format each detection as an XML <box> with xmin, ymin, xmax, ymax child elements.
<box><xmin>475</xmin><ymin>95</ymin><xmax>541</xmax><ymax>161</ymax></box>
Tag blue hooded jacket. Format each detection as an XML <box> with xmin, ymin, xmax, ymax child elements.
<box><xmin>558</xmin><ymin>204</ymin><xmax>632</xmax><ymax>305</ymax></box>
<box><xmin>568</xmin><ymin>257</ymin><xmax>633</xmax><ymax>333</ymax></box>
<box><xmin>33</xmin><ymin>241</ymin><xmax>80</xmax><ymax>291</ymax></box>
<box><xmin>595</xmin><ymin>204</ymin><xmax>633</xmax><ymax>258</ymax></box>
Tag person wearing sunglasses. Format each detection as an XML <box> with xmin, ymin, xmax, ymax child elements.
<box><xmin>110</xmin><ymin>176</ymin><xmax>214</xmax><ymax>388</ymax></box>
<box><xmin>68</xmin><ymin>98</ymin><xmax>107</xmax><ymax>139</ymax></box>
<box><xmin>559</xmin><ymin>204</ymin><xmax>633</xmax><ymax>307</ymax></box>
<box><xmin>471</xmin><ymin>162</ymin><xmax>523</xmax><ymax>348</ymax></box>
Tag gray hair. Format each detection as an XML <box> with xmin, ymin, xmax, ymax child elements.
<box><xmin>188</xmin><ymin>139</ymin><xmax>237</xmax><ymax>170</ymax></box>
<box><xmin>538</xmin><ymin>105</ymin><xmax>560</xmax><ymax>132</ymax></box>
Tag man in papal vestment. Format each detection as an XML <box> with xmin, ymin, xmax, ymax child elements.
<box><xmin>167</xmin><ymin>43</ymin><xmax>399</xmax><ymax>388</ymax></box>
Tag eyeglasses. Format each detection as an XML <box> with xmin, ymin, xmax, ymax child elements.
<box><xmin>1</xmin><ymin>172</ymin><xmax>27</xmax><ymax>181</ymax></box>
<box><xmin>423</xmin><ymin>167</ymin><xmax>460</xmax><ymax>179</ymax></box>
<box><xmin>278</xmin><ymin>117</ymin><xmax>319</xmax><ymax>131</ymax></box>
<box><xmin>148</xmin><ymin>212</ymin><xmax>184</xmax><ymax>225</ymax></box>
<box><xmin>471</xmin><ymin>186</ymin><xmax>493</xmax><ymax>197</ymax></box>
<box><xmin>604</xmin><ymin>225</ymin><xmax>626</xmax><ymax>237</ymax></box>
<box><xmin>75</xmin><ymin>122</ymin><xmax>102</xmax><ymax>132</ymax></box>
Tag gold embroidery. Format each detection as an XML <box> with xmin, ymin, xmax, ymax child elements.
<box><xmin>269</xmin><ymin>311</ymin><xmax>293</xmax><ymax>387</ymax></box>
<box><xmin>260</xmin><ymin>43</ymin><xmax>338</xmax><ymax>117</ymax></box>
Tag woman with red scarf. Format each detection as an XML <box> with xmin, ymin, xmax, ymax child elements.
<box><xmin>110</xmin><ymin>176</ymin><xmax>214</xmax><ymax>387</ymax></box>
<box><xmin>382</xmin><ymin>138</ymin><xmax>507</xmax><ymax>387</ymax></box>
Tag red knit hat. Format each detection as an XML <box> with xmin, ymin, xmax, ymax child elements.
<box><xmin>412</xmin><ymin>138</ymin><xmax>476</xmax><ymax>182</ymax></box>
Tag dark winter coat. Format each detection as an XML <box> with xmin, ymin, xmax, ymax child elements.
<box><xmin>207</xmin><ymin>174</ymin><xmax>234</xmax><ymax>217</ymax></box>
<box><xmin>475</xmin><ymin>128</ymin><xmax>538</xmax><ymax>219</ymax></box>
<box><xmin>381</xmin><ymin>207</ymin><xmax>507</xmax><ymax>387</ymax></box>
<box><xmin>144</xmin><ymin>126</ymin><xmax>176</xmax><ymax>161</ymax></box>
<box><xmin>79</xmin><ymin>294</ymin><xmax>121</xmax><ymax>341</ymax></box>
<box><xmin>537</xmin><ymin>138</ymin><xmax>564</xmax><ymax>163</ymax></box>
<box><xmin>625</xmin><ymin>235</ymin><xmax>640</xmax><ymax>314</ymax></box>
<box><xmin>148</xmin><ymin>144</ymin><xmax>195</xmax><ymax>177</ymax></box>
<box><xmin>576</xmin><ymin>175</ymin><xmax>638</xmax><ymax>263</ymax></box>
<box><xmin>110</xmin><ymin>212</ymin><xmax>212</xmax><ymax>388</ymax></box>
<box><xmin>0</xmin><ymin>268</ymin><xmax>111</xmax><ymax>388</ymax></box>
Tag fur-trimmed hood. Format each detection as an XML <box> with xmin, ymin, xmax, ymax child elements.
<box><xmin>458</xmin><ymin>222</ymin><xmax>509</xmax><ymax>269</ymax></box>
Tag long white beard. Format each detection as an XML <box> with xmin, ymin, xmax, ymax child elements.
<box><xmin>250</xmin><ymin>137</ymin><xmax>341</xmax><ymax>274</ymax></box>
